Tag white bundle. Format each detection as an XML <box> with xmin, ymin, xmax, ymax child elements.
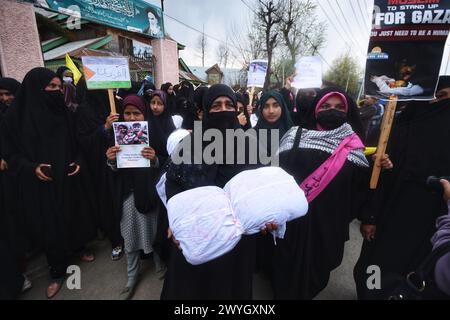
<box><xmin>167</xmin><ymin>166</ymin><xmax>308</xmax><ymax>265</ymax></box>
<box><xmin>156</xmin><ymin>129</ymin><xmax>191</xmax><ymax>208</ymax></box>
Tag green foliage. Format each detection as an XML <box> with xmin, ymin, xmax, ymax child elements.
<box><xmin>324</xmin><ymin>53</ymin><xmax>362</xmax><ymax>98</ymax></box>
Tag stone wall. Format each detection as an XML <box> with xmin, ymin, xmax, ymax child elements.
<box><xmin>0</xmin><ymin>0</ymin><xmax>44</xmax><ymax>81</ymax></box>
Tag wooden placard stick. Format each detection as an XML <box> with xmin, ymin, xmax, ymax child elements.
<box><xmin>108</xmin><ymin>89</ymin><xmax>117</xmax><ymax>115</ymax></box>
<box><xmin>370</xmin><ymin>95</ymin><xmax>398</xmax><ymax>189</ymax></box>
<box><xmin>248</xmin><ymin>86</ymin><xmax>255</xmax><ymax>107</ymax></box>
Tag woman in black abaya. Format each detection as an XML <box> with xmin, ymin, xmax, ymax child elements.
<box><xmin>354</xmin><ymin>92</ymin><xmax>450</xmax><ymax>300</ymax></box>
<box><xmin>0</xmin><ymin>77</ymin><xmax>25</xmax><ymax>299</ymax></box>
<box><xmin>271</xmin><ymin>87</ymin><xmax>374</xmax><ymax>299</ymax></box>
<box><xmin>161</xmin><ymin>82</ymin><xmax>177</xmax><ymax>115</ymax></box>
<box><xmin>1</xmin><ymin>68</ymin><xmax>96</xmax><ymax>299</ymax></box>
<box><xmin>161</xmin><ymin>84</ymin><xmax>261</xmax><ymax>300</ymax></box>
<box><xmin>253</xmin><ymin>90</ymin><xmax>294</xmax><ymax>274</ymax></box>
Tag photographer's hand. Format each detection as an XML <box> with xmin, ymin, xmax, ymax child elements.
<box><xmin>440</xmin><ymin>179</ymin><xmax>450</xmax><ymax>202</ymax></box>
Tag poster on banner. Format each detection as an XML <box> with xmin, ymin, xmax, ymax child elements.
<box><xmin>365</xmin><ymin>0</ymin><xmax>450</xmax><ymax>101</ymax></box>
<box><xmin>33</xmin><ymin>0</ymin><xmax>164</xmax><ymax>38</ymax></box>
<box><xmin>82</xmin><ymin>56</ymin><xmax>132</xmax><ymax>90</ymax></box>
<box><xmin>247</xmin><ymin>59</ymin><xmax>268</xmax><ymax>88</ymax></box>
<box><xmin>292</xmin><ymin>56</ymin><xmax>323</xmax><ymax>89</ymax></box>
<box><xmin>113</xmin><ymin>121</ymin><xmax>150</xmax><ymax>169</ymax></box>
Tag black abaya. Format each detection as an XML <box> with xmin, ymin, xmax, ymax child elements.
<box><xmin>75</xmin><ymin>87</ymin><xmax>123</xmax><ymax>248</ymax></box>
<box><xmin>271</xmin><ymin>147</ymin><xmax>371</xmax><ymax>299</ymax></box>
<box><xmin>2</xmin><ymin>68</ymin><xmax>96</xmax><ymax>279</ymax></box>
<box><xmin>354</xmin><ymin>99</ymin><xmax>450</xmax><ymax>299</ymax></box>
<box><xmin>270</xmin><ymin>87</ymin><xmax>372</xmax><ymax>299</ymax></box>
<box><xmin>161</xmin><ymin>84</ymin><xmax>259</xmax><ymax>300</ymax></box>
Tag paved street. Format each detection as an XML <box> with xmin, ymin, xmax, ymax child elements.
<box><xmin>21</xmin><ymin>221</ymin><xmax>362</xmax><ymax>300</ymax></box>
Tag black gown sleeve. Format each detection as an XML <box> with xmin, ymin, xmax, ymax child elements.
<box><xmin>352</xmin><ymin>166</ymin><xmax>377</xmax><ymax>225</ymax></box>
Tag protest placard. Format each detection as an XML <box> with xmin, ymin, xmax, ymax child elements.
<box><xmin>365</xmin><ymin>0</ymin><xmax>450</xmax><ymax>101</ymax></box>
<box><xmin>292</xmin><ymin>56</ymin><xmax>323</xmax><ymax>89</ymax></box>
<box><xmin>113</xmin><ymin>121</ymin><xmax>150</xmax><ymax>169</ymax></box>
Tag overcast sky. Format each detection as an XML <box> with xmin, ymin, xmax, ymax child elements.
<box><xmin>144</xmin><ymin>0</ymin><xmax>450</xmax><ymax>74</ymax></box>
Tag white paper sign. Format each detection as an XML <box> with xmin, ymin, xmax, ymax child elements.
<box><xmin>247</xmin><ymin>59</ymin><xmax>268</xmax><ymax>88</ymax></box>
<box><xmin>292</xmin><ymin>56</ymin><xmax>323</xmax><ymax>89</ymax></box>
<box><xmin>113</xmin><ymin>121</ymin><xmax>150</xmax><ymax>169</ymax></box>
<box><xmin>82</xmin><ymin>56</ymin><xmax>131</xmax><ymax>90</ymax></box>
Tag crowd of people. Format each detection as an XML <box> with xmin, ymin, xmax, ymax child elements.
<box><xmin>1</xmin><ymin>67</ymin><xmax>449</xmax><ymax>300</ymax></box>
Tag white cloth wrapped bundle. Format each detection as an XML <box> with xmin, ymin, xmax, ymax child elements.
<box><xmin>156</xmin><ymin>129</ymin><xmax>191</xmax><ymax>208</ymax></box>
<box><xmin>167</xmin><ymin>166</ymin><xmax>308</xmax><ymax>265</ymax></box>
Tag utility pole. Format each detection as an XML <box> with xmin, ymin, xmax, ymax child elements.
<box><xmin>202</xmin><ymin>24</ymin><xmax>205</xmax><ymax>67</ymax></box>
<box><xmin>161</xmin><ymin>0</ymin><xmax>165</xmax><ymax>12</ymax></box>
<box><xmin>345</xmin><ymin>44</ymin><xmax>352</xmax><ymax>92</ymax></box>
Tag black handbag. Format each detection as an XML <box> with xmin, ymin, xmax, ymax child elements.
<box><xmin>382</xmin><ymin>242</ymin><xmax>450</xmax><ymax>300</ymax></box>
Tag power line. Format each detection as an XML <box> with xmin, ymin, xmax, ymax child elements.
<box><xmin>317</xmin><ymin>1</ymin><xmax>354</xmax><ymax>52</ymax></box>
<box><xmin>164</xmin><ymin>13</ymin><xmax>252</xmax><ymax>54</ymax></box>
<box><xmin>349</xmin><ymin>0</ymin><xmax>370</xmax><ymax>34</ymax></box>
<box><xmin>166</xmin><ymin>2</ymin><xmax>331</xmax><ymax>68</ymax></box>
<box><xmin>324</xmin><ymin>0</ymin><xmax>361</xmax><ymax>53</ymax></box>
<box><xmin>348</xmin><ymin>1</ymin><xmax>371</xmax><ymax>52</ymax></box>
<box><xmin>241</xmin><ymin>0</ymin><xmax>258</xmax><ymax>15</ymax></box>
<box><xmin>357</xmin><ymin>0</ymin><xmax>372</xmax><ymax>31</ymax></box>
<box><xmin>333</xmin><ymin>0</ymin><xmax>366</xmax><ymax>55</ymax></box>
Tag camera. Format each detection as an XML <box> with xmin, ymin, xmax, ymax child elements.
<box><xmin>426</xmin><ymin>176</ymin><xmax>450</xmax><ymax>193</ymax></box>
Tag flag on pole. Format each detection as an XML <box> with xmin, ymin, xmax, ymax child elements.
<box><xmin>65</xmin><ymin>53</ymin><xmax>82</xmax><ymax>85</ymax></box>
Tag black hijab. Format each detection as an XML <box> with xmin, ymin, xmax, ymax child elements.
<box><xmin>160</xmin><ymin>82</ymin><xmax>176</xmax><ymax>115</ymax></box>
<box><xmin>56</xmin><ymin>66</ymin><xmax>70</xmax><ymax>82</ymax></box>
<box><xmin>178</xmin><ymin>81</ymin><xmax>194</xmax><ymax>102</ymax></box>
<box><xmin>236</xmin><ymin>92</ymin><xmax>252</xmax><ymax>130</ymax></box>
<box><xmin>305</xmin><ymin>87</ymin><xmax>366</xmax><ymax>142</ymax></box>
<box><xmin>0</xmin><ymin>77</ymin><xmax>21</xmax><ymax>113</ymax></box>
<box><xmin>202</xmin><ymin>84</ymin><xmax>240</xmax><ymax>131</ymax></box>
<box><xmin>0</xmin><ymin>77</ymin><xmax>21</xmax><ymax>96</ymax></box>
<box><xmin>166</xmin><ymin>84</ymin><xmax>246</xmax><ymax>192</ymax></box>
<box><xmin>295</xmin><ymin>88</ymin><xmax>318</xmax><ymax>126</ymax></box>
<box><xmin>161</xmin><ymin>82</ymin><xmax>172</xmax><ymax>92</ymax></box>
<box><xmin>147</xmin><ymin>90</ymin><xmax>176</xmax><ymax>157</ymax></box>
<box><xmin>177</xmin><ymin>81</ymin><xmax>197</xmax><ymax>128</ymax></box>
<box><xmin>77</xmin><ymin>84</ymin><xmax>111</xmax><ymax>124</ymax></box>
<box><xmin>193</xmin><ymin>85</ymin><xmax>208</xmax><ymax>111</ymax></box>
<box><xmin>255</xmin><ymin>90</ymin><xmax>294</xmax><ymax>139</ymax></box>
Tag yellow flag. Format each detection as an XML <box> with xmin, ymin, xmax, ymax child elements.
<box><xmin>364</xmin><ymin>147</ymin><xmax>377</xmax><ymax>156</ymax></box>
<box><xmin>65</xmin><ymin>53</ymin><xmax>82</xmax><ymax>85</ymax></box>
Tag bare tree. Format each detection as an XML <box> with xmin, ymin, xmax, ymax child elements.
<box><xmin>216</xmin><ymin>42</ymin><xmax>230</xmax><ymax>68</ymax></box>
<box><xmin>256</xmin><ymin>0</ymin><xmax>283</xmax><ymax>90</ymax></box>
<box><xmin>226</xmin><ymin>20</ymin><xmax>264</xmax><ymax>69</ymax></box>
<box><xmin>197</xmin><ymin>24</ymin><xmax>208</xmax><ymax>67</ymax></box>
<box><xmin>279</xmin><ymin>0</ymin><xmax>326</xmax><ymax>62</ymax></box>
<box><xmin>225</xmin><ymin>0</ymin><xmax>326</xmax><ymax>88</ymax></box>
<box><xmin>268</xmin><ymin>0</ymin><xmax>327</xmax><ymax>84</ymax></box>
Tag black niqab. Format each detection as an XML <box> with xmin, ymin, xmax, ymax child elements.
<box><xmin>305</xmin><ymin>87</ymin><xmax>366</xmax><ymax>142</ymax></box>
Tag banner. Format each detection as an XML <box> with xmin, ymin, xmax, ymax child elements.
<box><xmin>113</xmin><ymin>121</ymin><xmax>150</xmax><ymax>169</ymax></box>
<box><xmin>132</xmin><ymin>39</ymin><xmax>153</xmax><ymax>59</ymax></box>
<box><xmin>365</xmin><ymin>0</ymin><xmax>450</xmax><ymax>100</ymax></box>
<box><xmin>81</xmin><ymin>56</ymin><xmax>131</xmax><ymax>89</ymax></box>
<box><xmin>35</xmin><ymin>0</ymin><xmax>164</xmax><ymax>38</ymax></box>
<box><xmin>247</xmin><ymin>59</ymin><xmax>268</xmax><ymax>88</ymax></box>
<box><xmin>292</xmin><ymin>56</ymin><xmax>323</xmax><ymax>89</ymax></box>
